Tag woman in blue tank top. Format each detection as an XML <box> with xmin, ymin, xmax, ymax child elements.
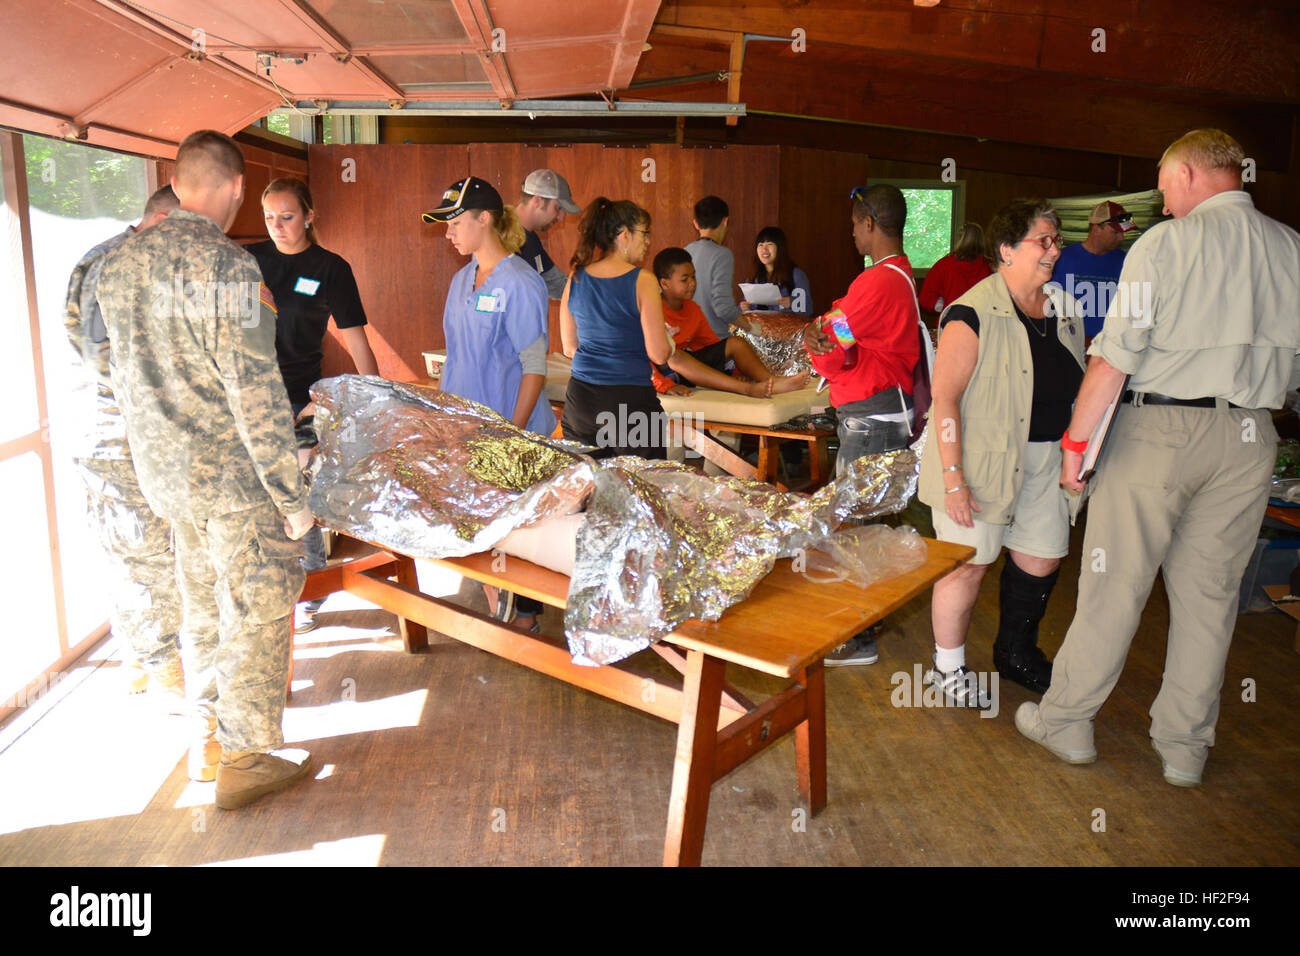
<box><xmin>559</xmin><ymin>198</ymin><xmax>673</xmax><ymax>458</ymax></box>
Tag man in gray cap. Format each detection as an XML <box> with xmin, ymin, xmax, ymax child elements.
<box><xmin>516</xmin><ymin>168</ymin><xmax>580</xmax><ymax>299</ymax></box>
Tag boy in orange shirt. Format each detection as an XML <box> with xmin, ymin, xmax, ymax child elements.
<box><xmin>652</xmin><ymin>248</ymin><xmax>808</xmax><ymax>396</ymax></box>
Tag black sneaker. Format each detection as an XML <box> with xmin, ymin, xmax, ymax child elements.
<box><xmin>825</xmin><ymin>633</ymin><xmax>879</xmax><ymax>667</ymax></box>
<box><xmin>491</xmin><ymin>589</ymin><xmax>516</xmax><ymax>624</ymax></box>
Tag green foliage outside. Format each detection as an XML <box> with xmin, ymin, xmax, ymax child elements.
<box><xmin>901</xmin><ymin>187</ymin><xmax>954</xmax><ymax>270</ymax></box>
<box><xmin>266</xmin><ymin>113</ymin><xmax>292</xmax><ymax>137</ymax></box>
<box><xmin>22</xmin><ymin>134</ymin><xmax>147</xmax><ymax>220</ymax></box>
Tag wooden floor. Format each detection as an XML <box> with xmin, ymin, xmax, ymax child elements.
<box><xmin>1</xmin><ymin>524</ymin><xmax>1297</xmax><ymax>867</ymax></box>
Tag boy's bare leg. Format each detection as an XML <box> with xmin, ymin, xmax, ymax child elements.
<box><xmin>666</xmin><ymin>351</ymin><xmax>769</xmax><ymax>397</ymax></box>
<box><xmin>723</xmin><ymin>338</ymin><xmax>811</xmax><ymax>394</ymax></box>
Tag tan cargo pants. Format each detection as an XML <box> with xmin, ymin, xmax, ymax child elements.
<box><xmin>1038</xmin><ymin>402</ymin><xmax>1276</xmax><ymax>776</ymax></box>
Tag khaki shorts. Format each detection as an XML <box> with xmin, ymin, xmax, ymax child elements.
<box><xmin>932</xmin><ymin>440</ymin><xmax>1069</xmax><ymax>565</ymax></box>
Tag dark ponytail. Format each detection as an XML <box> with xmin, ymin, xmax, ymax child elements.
<box><xmin>570</xmin><ymin>197</ymin><xmax>650</xmax><ymax>272</ymax></box>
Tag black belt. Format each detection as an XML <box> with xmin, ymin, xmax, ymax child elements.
<box><xmin>1123</xmin><ymin>390</ymin><xmax>1243</xmax><ymax>410</ymax></box>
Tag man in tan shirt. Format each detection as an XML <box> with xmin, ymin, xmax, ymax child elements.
<box><xmin>1016</xmin><ymin>129</ymin><xmax>1300</xmax><ymax>787</ymax></box>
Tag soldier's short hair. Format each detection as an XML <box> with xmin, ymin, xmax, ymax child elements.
<box><xmin>175</xmin><ymin>130</ymin><xmax>245</xmax><ymax>190</ymax></box>
<box><xmin>142</xmin><ymin>184</ymin><xmax>178</xmax><ymax>218</ymax></box>
<box><xmin>1159</xmin><ymin>129</ymin><xmax>1245</xmax><ymax>173</ymax></box>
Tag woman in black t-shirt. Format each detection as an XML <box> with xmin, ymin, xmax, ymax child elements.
<box><xmin>249</xmin><ymin>178</ymin><xmax>379</xmax><ymax>418</ymax></box>
<box><xmin>248</xmin><ymin>178</ymin><xmax>379</xmax><ymax>631</ymax></box>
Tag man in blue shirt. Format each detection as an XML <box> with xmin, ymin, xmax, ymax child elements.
<box><xmin>1051</xmin><ymin>200</ymin><xmax>1138</xmax><ymax>340</ymax></box>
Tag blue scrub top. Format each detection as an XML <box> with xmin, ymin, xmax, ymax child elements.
<box><xmin>440</xmin><ymin>253</ymin><xmax>556</xmax><ymax>436</ymax></box>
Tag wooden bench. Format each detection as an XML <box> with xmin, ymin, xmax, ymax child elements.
<box><xmin>299</xmin><ymin>532</ymin><xmax>972</xmax><ymax>865</ymax></box>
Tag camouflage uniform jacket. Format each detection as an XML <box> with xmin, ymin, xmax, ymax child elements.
<box><xmin>98</xmin><ymin>208</ymin><xmax>307</xmax><ymax>521</ymax></box>
<box><xmin>64</xmin><ymin>226</ymin><xmax>135</xmax><ymax>462</ymax></box>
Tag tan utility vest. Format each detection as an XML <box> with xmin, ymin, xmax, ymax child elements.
<box><xmin>918</xmin><ymin>273</ymin><xmax>1085</xmax><ymax>525</ymax></box>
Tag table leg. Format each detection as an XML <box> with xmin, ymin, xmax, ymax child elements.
<box><xmin>663</xmin><ymin>650</ymin><xmax>726</xmax><ymax>867</ymax></box>
<box><xmin>795</xmin><ymin>660</ymin><xmax>827</xmax><ymax>814</ymax></box>
<box><xmin>756</xmin><ymin>435</ymin><xmax>778</xmax><ymax>484</ymax></box>
<box><xmin>394</xmin><ymin>555</ymin><xmax>429</xmax><ymax>652</ymax></box>
<box><xmin>809</xmin><ymin>437</ymin><xmax>830</xmax><ymax>489</ymax></box>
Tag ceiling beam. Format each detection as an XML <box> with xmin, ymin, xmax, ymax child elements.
<box><xmin>84</xmin><ymin>0</ymin><xmax>286</xmax><ymax>100</ymax></box>
<box><xmin>634</xmin><ymin>38</ymin><xmax>1294</xmax><ymax>167</ymax></box>
<box><xmin>274</xmin><ymin>0</ymin><xmax>404</xmax><ymax>101</ymax></box>
<box><xmin>655</xmin><ymin>1</ymin><xmax>1299</xmax><ymax>102</ymax></box>
<box><xmin>448</xmin><ymin>0</ymin><xmax>517</xmax><ymax>104</ymax></box>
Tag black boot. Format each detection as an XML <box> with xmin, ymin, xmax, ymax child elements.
<box><xmin>992</xmin><ymin>559</ymin><xmax>1059</xmax><ymax>694</ymax></box>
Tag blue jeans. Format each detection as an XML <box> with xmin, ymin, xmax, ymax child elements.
<box><xmin>835</xmin><ymin>415</ymin><xmax>911</xmax><ymax>477</ymax></box>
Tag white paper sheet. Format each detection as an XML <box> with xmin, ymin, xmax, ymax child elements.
<box><xmin>739</xmin><ymin>282</ymin><xmax>782</xmax><ymax>306</ymax></box>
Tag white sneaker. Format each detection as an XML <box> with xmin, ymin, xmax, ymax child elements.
<box><xmin>1015</xmin><ymin>702</ymin><xmax>1097</xmax><ymax>764</ymax></box>
<box><xmin>923</xmin><ymin>661</ymin><xmax>990</xmax><ymax>709</ymax></box>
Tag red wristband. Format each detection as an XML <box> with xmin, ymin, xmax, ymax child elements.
<box><xmin>1060</xmin><ymin>429</ymin><xmax>1087</xmax><ymax>454</ymax></box>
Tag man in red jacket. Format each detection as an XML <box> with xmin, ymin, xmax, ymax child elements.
<box><xmin>804</xmin><ymin>184</ymin><xmax>920</xmax><ymax>666</ymax></box>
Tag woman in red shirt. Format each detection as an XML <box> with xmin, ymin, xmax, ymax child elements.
<box><xmin>919</xmin><ymin>223</ymin><xmax>991</xmax><ymax>319</ymax></box>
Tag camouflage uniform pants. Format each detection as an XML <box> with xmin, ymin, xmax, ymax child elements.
<box><xmin>173</xmin><ymin>501</ymin><xmax>306</xmax><ymax>753</ymax></box>
<box><xmin>77</xmin><ymin>458</ymin><xmax>182</xmax><ymax>677</ymax></box>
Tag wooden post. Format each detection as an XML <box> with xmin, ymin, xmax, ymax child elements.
<box><xmin>726</xmin><ymin>34</ymin><xmax>744</xmax><ymax>127</ymax></box>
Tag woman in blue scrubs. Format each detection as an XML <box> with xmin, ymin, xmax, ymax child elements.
<box><xmin>424</xmin><ymin>176</ymin><xmax>553</xmax><ymax>629</ymax></box>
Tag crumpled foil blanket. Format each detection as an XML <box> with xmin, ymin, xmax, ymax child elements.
<box><xmin>309</xmin><ymin>375</ymin><xmax>923</xmax><ymax>666</ymax></box>
<box><xmin>735</xmin><ymin>316</ymin><xmax>814</xmax><ymax>376</ymax></box>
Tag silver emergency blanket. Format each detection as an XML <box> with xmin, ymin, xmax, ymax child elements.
<box><xmin>308</xmin><ymin>377</ymin><xmax>594</xmax><ymax>556</ymax></box>
<box><xmin>736</xmin><ymin>316</ymin><xmax>814</xmax><ymax>376</ymax></box>
<box><xmin>309</xmin><ymin>375</ymin><xmax>923</xmax><ymax>666</ymax></box>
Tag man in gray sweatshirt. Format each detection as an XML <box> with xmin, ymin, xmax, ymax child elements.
<box><xmin>686</xmin><ymin>195</ymin><xmax>748</xmax><ymax>338</ymax></box>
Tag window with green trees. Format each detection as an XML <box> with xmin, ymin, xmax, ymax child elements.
<box><xmin>869</xmin><ymin>180</ymin><xmax>965</xmax><ymax>273</ymax></box>
<box><xmin>22</xmin><ymin>135</ymin><xmax>147</xmax><ymax>219</ymax></box>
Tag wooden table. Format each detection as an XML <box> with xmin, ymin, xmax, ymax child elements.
<box><xmin>300</xmin><ymin>533</ymin><xmax>973</xmax><ymax>865</ymax></box>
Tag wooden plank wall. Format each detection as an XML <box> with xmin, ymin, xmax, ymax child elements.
<box><xmin>776</xmin><ymin>147</ymin><xmax>873</xmax><ymax>317</ymax></box>
<box><xmin>309</xmin><ymin>143</ymin><xmax>784</xmax><ymax>381</ymax></box>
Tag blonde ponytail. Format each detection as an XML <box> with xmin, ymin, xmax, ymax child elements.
<box><xmin>495</xmin><ymin>205</ymin><xmax>526</xmax><ymax>255</ymax></box>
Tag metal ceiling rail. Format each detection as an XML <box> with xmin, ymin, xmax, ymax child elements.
<box><xmin>270</xmin><ymin>100</ymin><xmax>746</xmax><ymax>118</ymax></box>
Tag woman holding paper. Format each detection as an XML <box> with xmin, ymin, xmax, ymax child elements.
<box><xmin>740</xmin><ymin>227</ymin><xmax>814</xmax><ymax>315</ymax></box>
<box><xmin>917</xmin><ymin>200</ymin><xmax>1085</xmax><ymax>703</ymax></box>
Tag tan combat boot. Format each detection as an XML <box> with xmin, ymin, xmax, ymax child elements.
<box><xmin>215</xmin><ymin>749</ymin><xmax>314</xmax><ymax>810</ymax></box>
<box><xmin>152</xmin><ymin>658</ymin><xmax>186</xmax><ymax>698</ymax></box>
<box><xmin>188</xmin><ymin>716</ymin><xmax>220</xmax><ymax>782</ymax></box>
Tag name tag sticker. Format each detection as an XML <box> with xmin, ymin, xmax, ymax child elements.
<box><xmin>294</xmin><ymin>277</ymin><xmax>321</xmax><ymax>295</ymax></box>
<box><xmin>474</xmin><ymin>293</ymin><xmax>499</xmax><ymax>312</ymax></box>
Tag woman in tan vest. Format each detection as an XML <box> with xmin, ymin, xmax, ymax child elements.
<box><xmin>917</xmin><ymin>200</ymin><xmax>1085</xmax><ymax>705</ymax></box>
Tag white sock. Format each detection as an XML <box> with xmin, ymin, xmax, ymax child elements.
<box><xmin>935</xmin><ymin>644</ymin><xmax>965</xmax><ymax>672</ymax></box>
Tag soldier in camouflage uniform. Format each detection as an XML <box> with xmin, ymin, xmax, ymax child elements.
<box><xmin>64</xmin><ymin>186</ymin><xmax>183</xmax><ymax>698</ymax></box>
<box><xmin>97</xmin><ymin>130</ymin><xmax>316</xmax><ymax>809</ymax></box>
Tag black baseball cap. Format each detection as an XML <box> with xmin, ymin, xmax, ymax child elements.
<box><xmin>422</xmin><ymin>176</ymin><xmax>504</xmax><ymax>222</ymax></box>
